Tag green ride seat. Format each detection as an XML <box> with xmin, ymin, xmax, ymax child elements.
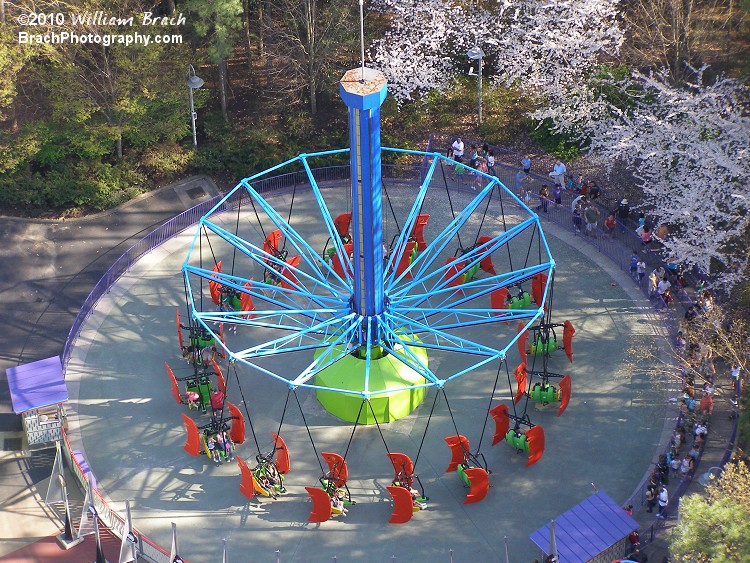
<box><xmin>504</xmin><ymin>429</ymin><xmax>530</xmax><ymax>453</ymax></box>
<box><xmin>465</xmin><ymin>262</ymin><xmax>481</xmax><ymax>282</ymax></box>
<box><xmin>456</xmin><ymin>464</ymin><xmax>471</xmax><ymax>487</ymax></box>
<box><xmin>530</xmin><ymin>384</ymin><xmax>558</xmax><ymax>403</ymax></box>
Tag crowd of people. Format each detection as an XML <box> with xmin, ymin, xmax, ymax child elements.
<box><xmin>448</xmin><ymin>138</ymin><xmax>497</xmax><ymax>187</ymax></box>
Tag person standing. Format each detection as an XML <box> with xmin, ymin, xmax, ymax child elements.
<box><xmin>487</xmin><ymin>151</ymin><xmax>496</xmax><ymax>176</ymax></box>
<box><xmin>637</xmin><ymin>258</ymin><xmax>646</xmax><ymax>284</ymax></box>
<box><xmin>469</xmin><ymin>145</ymin><xmax>479</xmax><ymax>169</ymax></box>
<box><xmin>657</xmin><ymin>485</ymin><xmax>669</xmax><ymax>518</ymax></box>
<box><xmin>537</xmin><ymin>185</ymin><xmax>550</xmax><ymax>213</ymax></box>
<box><xmin>616</xmin><ymin>199</ymin><xmax>631</xmax><ymax>232</ymax></box>
<box><xmin>604</xmin><ymin>213</ymin><xmax>617</xmax><ymax>238</ymax></box>
<box><xmin>451</xmin><ymin>138</ymin><xmax>465</xmax><ymax>163</ymax></box>
<box><xmin>551</xmin><ymin>184</ymin><xmax>562</xmax><ymax>205</ymax></box>
<box><xmin>521</xmin><ymin>155</ymin><xmax>531</xmax><ymax>174</ymax></box>
<box><xmin>584</xmin><ymin>203</ymin><xmax>600</xmax><ymax>237</ymax></box>
<box><xmin>549</xmin><ymin>159</ymin><xmax>566</xmax><ymax>189</ymax></box>
<box><xmin>629</xmin><ymin>251</ymin><xmax>639</xmax><ymax>278</ymax></box>
<box><xmin>571</xmin><ymin>193</ymin><xmax>586</xmax><ymax>213</ymax></box>
<box><xmin>515</xmin><ymin>169</ymin><xmax>526</xmax><ymax>195</ymax></box>
<box><xmin>645</xmin><ymin>485</ymin><xmax>657</xmax><ymax>513</ymax></box>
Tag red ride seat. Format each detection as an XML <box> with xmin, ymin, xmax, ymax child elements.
<box><xmin>410</xmin><ymin>214</ymin><xmax>430</xmax><ymax>250</ymax></box>
<box><xmin>386</xmin><ymin>485</ymin><xmax>415</xmax><ymax>524</ymax></box>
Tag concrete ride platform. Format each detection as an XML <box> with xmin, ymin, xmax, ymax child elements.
<box><xmin>63</xmin><ymin>183</ymin><xmax>669</xmax><ymax>562</ymax></box>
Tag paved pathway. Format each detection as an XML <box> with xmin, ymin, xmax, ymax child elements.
<box><xmin>0</xmin><ymin>172</ymin><xmax>736</xmax><ymax>562</ymax></box>
<box><xmin>62</xmin><ymin>182</ymin><xmax>667</xmax><ymax>562</ymax></box>
<box><xmin>0</xmin><ymin>176</ymin><xmax>221</xmax><ymax>559</ymax></box>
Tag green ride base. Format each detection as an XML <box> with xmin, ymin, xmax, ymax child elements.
<box><xmin>314</xmin><ymin>336</ymin><xmax>428</xmax><ymax>424</ymax></box>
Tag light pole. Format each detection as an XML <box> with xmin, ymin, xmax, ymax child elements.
<box><xmin>467</xmin><ymin>46</ymin><xmax>485</xmax><ymax>125</ymax></box>
<box><xmin>187</xmin><ymin>64</ymin><xmax>204</xmax><ymax>148</ymax></box>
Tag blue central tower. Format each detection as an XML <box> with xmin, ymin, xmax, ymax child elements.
<box><xmin>314</xmin><ymin>67</ymin><xmax>428</xmax><ymax>423</ymax></box>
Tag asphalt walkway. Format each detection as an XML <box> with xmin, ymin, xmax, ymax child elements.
<box><xmin>0</xmin><ymin>171</ymin><xmax>738</xmax><ymax>562</ymax></box>
<box><xmin>0</xmin><ymin>176</ymin><xmax>221</xmax><ymax>559</ymax></box>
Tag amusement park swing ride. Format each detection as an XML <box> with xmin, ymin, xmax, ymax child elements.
<box><xmin>163</xmin><ymin>66</ymin><xmax>576</xmax><ymax>525</ymax></box>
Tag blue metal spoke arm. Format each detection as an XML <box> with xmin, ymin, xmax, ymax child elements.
<box><xmin>200</xmin><ymin>216</ymin><xmax>348</xmax><ymax>300</ymax></box>
<box><xmin>187</xmin><ymin>222</ymin><xmax>342</xmax><ymax>306</ymax></box>
<box><xmin>237</xmin><ymin>179</ymin><xmax>337</xmax><ymax>285</ymax></box>
<box><xmin>184</xmin><ymin>264</ymin><xmax>345</xmax><ymax>309</ymax></box>
<box><xmin>392</xmin><ymin>307</ymin><xmax>541</xmax><ymax>333</ymax></box>
<box><xmin>391</xmin><ymin>217</ymin><xmax>541</xmax><ymax>299</ymax></box>
<box><xmin>194</xmin><ymin>308</ymin><xmax>341</xmax><ymax>333</ymax></box>
<box><xmin>382</xmin><ymin>159</ymin><xmax>435</xmax><ymax>276</ymax></box>
<box><xmin>375</xmin><ymin>341</ymin><xmax>440</xmax><ymax>387</ymax></box>
<box><xmin>233</xmin><ymin>313</ymin><xmax>358</xmax><ymax>360</ymax></box>
<box><xmin>394</xmin><ymin>262</ymin><xmax>553</xmax><ymax>313</ymax></box>
<box><xmin>183</xmin><ymin>267</ymin><xmax>343</xmax><ymax>327</ymax></box>
<box><xmin>201</xmin><ymin>154</ymin><xmax>311</xmax><ymax>218</ymax></box>
<box><xmin>297</xmin><ymin>156</ymin><xmax>358</xmax><ymax>289</ymax></box>
<box><xmin>290</xmin><ymin>319</ymin><xmax>363</xmax><ymax>386</ymax></box>
<box><xmin>383</xmin><ymin>311</ymin><xmax>509</xmax><ymax>358</ymax></box>
<box><xmin>386</xmin><ymin>177</ymin><xmax>498</xmax><ymax>290</ymax></box>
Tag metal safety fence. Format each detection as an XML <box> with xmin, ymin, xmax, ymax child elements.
<box><xmin>58</xmin><ymin>155</ymin><xmax>735</xmax><ymax>562</ymax></box>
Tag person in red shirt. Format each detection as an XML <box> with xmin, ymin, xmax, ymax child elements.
<box><xmin>604</xmin><ymin>213</ymin><xmax>617</xmax><ymax>238</ymax></box>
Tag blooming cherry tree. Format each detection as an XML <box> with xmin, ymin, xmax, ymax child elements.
<box><xmin>370</xmin><ymin>0</ymin><xmax>623</xmax><ymax>106</ymax></box>
<box><xmin>591</xmin><ymin>69</ymin><xmax>750</xmax><ymax>287</ymax></box>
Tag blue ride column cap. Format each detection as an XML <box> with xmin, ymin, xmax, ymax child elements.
<box><xmin>339</xmin><ymin>67</ymin><xmax>387</xmax><ymax>110</ymax></box>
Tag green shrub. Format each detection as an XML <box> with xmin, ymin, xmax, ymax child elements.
<box><xmin>529</xmin><ymin>118</ymin><xmax>581</xmax><ymax>161</ymax></box>
<box><xmin>738</xmin><ymin>398</ymin><xmax>750</xmax><ymax>462</ymax></box>
<box><xmin>142</xmin><ymin>144</ymin><xmax>194</xmax><ymax>177</ymax></box>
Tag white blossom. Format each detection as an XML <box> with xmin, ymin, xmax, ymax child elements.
<box><xmin>591</xmin><ymin>68</ymin><xmax>750</xmax><ymax>287</ymax></box>
<box><xmin>370</xmin><ymin>0</ymin><xmax>623</xmax><ymax>106</ymax></box>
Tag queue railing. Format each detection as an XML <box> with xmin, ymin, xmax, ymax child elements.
<box><xmin>59</xmin><ymin>155</ymin><xmax>734</xmax><ymax>561</ymax></box>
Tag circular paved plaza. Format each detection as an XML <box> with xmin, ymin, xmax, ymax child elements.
<box><xmin>64</xmin><ymin>185</ymin><xmax>667</xmax><ymax>562</ymax></box>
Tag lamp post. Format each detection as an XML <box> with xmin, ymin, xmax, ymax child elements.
<box><xmin>187</xmin><ymin>64</ymin><xmax>204</xmax><ymax>148</ymax></box>
<box><xmin>467</xmin><ymin>46</ymin><xmax>485</xmax><ymax>125</ymax></box>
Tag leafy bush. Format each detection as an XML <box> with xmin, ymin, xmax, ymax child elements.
<box><xmin>0</xmin><ymin>160</ymin><xmax>148</xmax><ymax>212</ymax></box>
<box><xmin>529</xmin><ymin>118</ymin><xmax>581</xmax><ymax>161</ymax></box>
<box><xmin>142</xmin><ymin>144</ymin><xmax>194</xmax><ymax>177</ymax></box>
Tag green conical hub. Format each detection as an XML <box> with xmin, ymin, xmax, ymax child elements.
<box><xmin>314</xmin><ymin>335</ymin><xmax>427</xmax><ymax>424</ymax></box>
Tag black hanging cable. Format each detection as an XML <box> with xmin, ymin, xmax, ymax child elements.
<box><xmin>506</xmin><ymin>360</ymin><xmax>519</xmax><ymax>419</ymax></box>
<box><xmin>294</xmin><ymin>390</ymin><xmax>325</xmax><ymax>474</ymax></box>
<box><xmin>413</xmin><ymin>389</ymin><xmax>440</xmax><ymax>469</ymax></box>
<box><xmin>216</xmin><ymin>358</ymin><xmax>232</xmax><ymax>427</ymax></box>
<box><xmin>442</xmin><ymin>388</ymin><xmax>461</xmax><ymax>440</ymax></box>
<box><xmin>383</xmin><ymin>183</ymin><xmax>401</xmax><ymax>235</ymax></box>
<box><xmin>521</xmin><ymin>330</ymin><xmax>540</xmax><ymax>418</ymax></box>
<box><xmin>522</xmin><ymin>222</ymin><xmax>537</xmax><ymax>275</ymax></box>
<box><xmin>201</xmin><ymin>224</ymin><xmax>220</xmax><ymax>268</ymax></box>
<box><xmin>366</xmin><ymin>400</ymin><xmax>392</xmax><ymax>457</ymax></box>
<box><xmin>498</xmin><ymin>188</ymin><xmax>514</xmax><ymax>272</ymax></box>
<box><xmin>248</xmin><ymin>192</ymin><xmax>267</xmax><ymax>241</ymax></box>
<box><xmin>476</xmin><ymin>360</ymin><xmax>503</xmax><ymax>453</ymax></box>
<box><xmin>342</xmin><ymin>399</ymin><xmax>366</xmax><ymax>462</ymax></box>
<box><xmin>182</xmin><ymin>276</ymin><xmax>192</xmax><ymax>334</ymax></box>
<box><xmin>273</xmin><ymin>389</ymin><xmax>291</xmax><ymax>452</ymax></box>
<box><xmin>440</xmin><ymin>160</ymin><xmax>463</xmax><ymax>251</ymax></box>
<box><xmin>474</xmin><ymin>187</ymin><xmax>493</xmax><ymax>246</ymax></box>
<box><xmin>231</xmin><ymin>192</ymin><xmax>242</xmax><ymax>277</ymax></box>
<box><xmin>548</xmin><ymin>270</ymin><xmax>556</xmax><ymax>324</ymax></box>
<box><xmin>231</xmin><ymin>362</ymin><xmax>261</xmax><ymax>455</ymax></box>
<box><xmin>282</xmin><ymin>184</ymin><xmax>297</xmax><ymax>252</ymax></box>
<box><xmin>199</xmin><ymin>230</ymin><xmax>204</xmax><ymax>312</ymax></box>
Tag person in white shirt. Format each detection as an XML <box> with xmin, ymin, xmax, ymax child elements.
<box><xmin>657</xmin><ymin>278</ymin><xmax>671</xmax><ymax>297</ymax></box>
<box><xmin>549</xmin><ymin>159</ymin><xmax>566</xmax><ymax>188</ymax></box>
<box><xmin>451</xmin><ymin>138</ymin><xmax>465</xmax><ymax>163</ymax></box>
<box><xmin>657</xmin><ymin>485</ymin><xmax>669</xmax><ymax>518</ymax></box>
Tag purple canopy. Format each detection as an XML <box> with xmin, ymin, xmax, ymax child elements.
<box><xmin>6</xmin><ymin>356</ymin><xmax>68</xmax><ymax>413</ymax></box>
<box><xmin>530</xmin><ymin>490</ymin><xmax>638</xmax><ymax>563</ymax></box>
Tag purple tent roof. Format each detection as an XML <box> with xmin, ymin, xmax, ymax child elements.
<box><xmin>6</xmin><ymin>356</ymin><xmax>68</xmax><ymax>413</ymax></box>
<box><xmin>529</xmin><ymin>490</ymin><xmax>638</xmax><ymax>563</ymax></box>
